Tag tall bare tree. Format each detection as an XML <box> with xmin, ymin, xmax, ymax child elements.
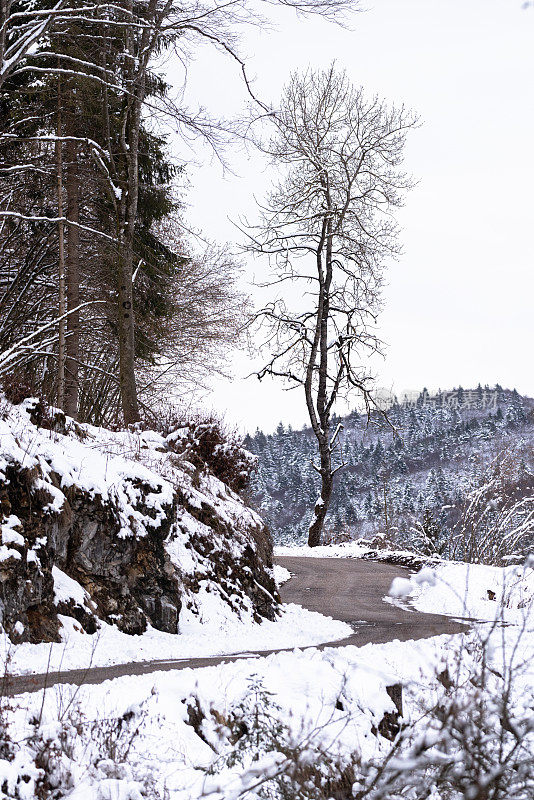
<box><xmin>247</xmin><ymin>66</ymin><xmax>416</xmax><ymax>546</ymax></box>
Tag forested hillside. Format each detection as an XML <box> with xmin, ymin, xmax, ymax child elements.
<box><xmin>245</xmin><ymin>386</ymin><xmax>534</xmax><ymax>550</ymax></box>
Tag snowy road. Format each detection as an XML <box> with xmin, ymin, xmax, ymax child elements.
<box><xmin>6</xmin><ymin>557</ymin><xmax>467</xmax><ymax>695</ymax></box>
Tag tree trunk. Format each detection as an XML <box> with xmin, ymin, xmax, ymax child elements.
<box><xmin>115</xmin><ymin>5</ymin><xmax>142</xmax><ymax>427</ymax></box>
<box><xmin>307</xmin><ymin>214</ymin><xmax>334</xmax><ymax>547</ymax></box>
<box><xmin>117</xmin><ymin>248</ymin><xmax>139</xmax><ymax>425</ymax></box>
<box><xmin>308</xmin><ymin>443</ymin><xmax>333</xmax><ymax>547</ymax></box>
<box><xmin>113</xmin><ymin>0</ymin><xmax>162</xmax><ymax>425</ymax></box>
<box><xmin>116</xmin><ymin>96</ymin><xmax>141</xmax><ymax>426</ymax></box>
<box><xmin>56</xmin><ymin>127</ymin><xmax>67</xmax><ymax>409</ymax></box>
<box><xmin>64</xmin><ymin>98</ymin><xmax>80</xmax><ymax>419</ymax></box>
<box><xmin>55</xmin><ymin>89</ymin><xmax>66</xmax><ymax>410</ymax></box>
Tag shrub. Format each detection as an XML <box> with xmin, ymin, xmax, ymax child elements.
<box><xmin>167</xmin><ymin>417</ymin><xmax>257</xmax><ymax>494</ymax></box>
<box><xmin>193</xmin><ymin>676</ymin><xmax>360</xmax><ymax>800</ymax></box>
<box><xmin>1</xmin><ymin>373</ymin><xmax>35</xmax><ymax>405</ymax></box>
<box><xmin>451</xmin><ymin>447</ymin><xmax>534</xmax><ymax>565</ymax></box>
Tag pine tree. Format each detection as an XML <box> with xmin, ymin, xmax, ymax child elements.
<box><xmin>413</xmin><ymin>508</ymin><xmax>444</xmax><ymax>556</ymax></box>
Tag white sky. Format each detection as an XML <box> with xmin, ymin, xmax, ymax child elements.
<box><xmin>167</xmin><ymin>0</ymin><xmax>534</xmax><ymax>433</ymax></box>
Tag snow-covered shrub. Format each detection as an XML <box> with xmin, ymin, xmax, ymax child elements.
<box><xmin>409</xmin><ymin>508</ymin><xmax>448</xmax><ymax>557</ymax></box>
<box><xmin>167</xmin><ymin>418</ymin><xmax>257</xmax><ymax>494</ymax></box>
<box><xmin>353</xmin><ymin>630</ymin><xmax>534</xmax><ymax>800</ymax></box>
<box><xmin>0</xmin><ymin>693</ymin><xmax>161</xmax><ymax>800</ymax></box>
<box><xmin>193</xmin><ymin>675</ymin><xmax>361</xmax><ymax>800</ymax></box>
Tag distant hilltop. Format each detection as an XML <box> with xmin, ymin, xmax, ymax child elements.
<box><xmin>374</xmin><ymin>385</ymin><xmax>521</xmax><ymax>413</ymax></box>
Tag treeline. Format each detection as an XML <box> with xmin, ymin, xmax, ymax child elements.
<box><xmin>0</xmin><ymin>0</ymin><xmax>351</xmax><ymax>426</ymax></box>
<box><xmin>245</xmin><ymin>386</ymin><xmax>534</xmax><ymax>546</ymax></box>
<box><xmin>0</xmin><ymin>0</ymin><xmax>250</xmax><ymax>425</ymax></box>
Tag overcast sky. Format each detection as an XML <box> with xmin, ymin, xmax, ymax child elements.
<box><xmin>168</xmin><ymin>0</ymin><xmax>534</xmax><ymax>433</ymax></box>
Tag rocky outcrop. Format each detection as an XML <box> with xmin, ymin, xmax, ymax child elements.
<box><xmin>0</xmin><ymin>397</ymin><xmax>279</xmax><ymax>643</ymax></box>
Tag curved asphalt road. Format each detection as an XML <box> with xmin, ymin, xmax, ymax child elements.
<box><xmin>277</xmin><ymin>556</ymin><xmax>467</xmax><ymax>647</ymax></box>
<box><xmin>6</xmin><ymin>557</ymin><xmax>467</xmax><ymax>695</ymax></box>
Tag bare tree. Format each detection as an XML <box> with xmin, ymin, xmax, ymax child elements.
<box><xmin>138</xmin><ymin>215</ymin><xmax>249</xmax><ymax>411</ymax></box>
<box><xmin>247</xmin><ymin>66</ymin><xmax>416</xmax><ymax>546</ymax></box>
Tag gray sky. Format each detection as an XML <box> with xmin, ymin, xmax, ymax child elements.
<box><xmin>169</xmin><ymin>0</ymin><xmax>534</xmax><ymax>433</ymax></box>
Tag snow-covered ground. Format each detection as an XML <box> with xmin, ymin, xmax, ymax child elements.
<box><xmin>5</xmin><ymin>615</ymin><xmax>533</xmax><ymax>799</ymax></box>
<box><xmin>3</xmin><ymin>597</ymin><xmax>352</xmax><ymax>676</ymax></box>
<box><xmin>275</xmin><ymin>542</ymin><xmax>374</xmax><ymax>558</ymax></box>
<box><xmin>389</xmin><ymin>559</ymin><xmax>534</xmax><ymax>623</ymax></box>
<box><xmin>1</xmin><ymin>635</ymin><xmax>456</xmax><ymax>799</ymax></box>
<box><xmin>3</xmin><ymin>555</ymin><xmax>534</xmax><ymax>799</ymax></box>
<box><xmin>275</xmin><ymin>541</ymin><xmax>429</xmax><ymax>564</ymax></box>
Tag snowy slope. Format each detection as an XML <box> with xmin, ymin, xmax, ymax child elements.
<box><xmin>4</xmin><ymin>616</ymin><xmax>533</xmax><ymax>799</ymax></box>
<box><xmin>0</xmin><ymin>395</ymin><xmax>351</xmax><ymax>674</ymax></box>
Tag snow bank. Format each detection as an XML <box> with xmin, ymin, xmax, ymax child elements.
<box><xmin>272</xmin><ymin>564</ymin><xmax>291</xmax><ymax>586</ymax></box>
<box><xmin>5</xmin><ymin>600</ymin><xmax>351</xmax><ymax>675</ymax></box>
<box><xmin>388</xmin><ymin>561</ymin><xmax>534</xmax><ymax>623</ymax></box>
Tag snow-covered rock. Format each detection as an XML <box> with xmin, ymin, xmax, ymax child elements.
<box><xmin>0</xmin><ymin>395</ymin><xmax>279</xmax><ymax>644</ymax></box>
